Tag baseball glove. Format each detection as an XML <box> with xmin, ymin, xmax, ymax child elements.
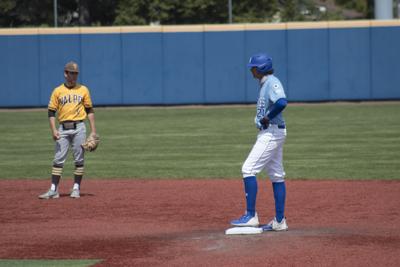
<box><xmin>81</xmin><ymin>133</ymin><xmax>100</xmax><ymax>152</ymax></box>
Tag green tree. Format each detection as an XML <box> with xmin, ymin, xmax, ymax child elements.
<box><xmin>334</xmin><ymin>0</ymin><xmax>373</xmax><ymax>19</ymax></box>
<box><xmin>281</xmin><ymin>0</ymin><xmax>299</xmax><ymax>21</ymax></box>
<box><xmin>335</xmin><ymin>0</ymin><xmax>368</xmax><ymax>13</ymax></box>
<box><xmin>0</xmin><ymin>0</ymin><xmax>375</xmax><ymax>28</ymax></box>
<box><xmin>280</xmin><ymin>0</ymin><xmax>321</xmax><ymax>22</ymax></box>
<box><xmin>114</xmin><ymin>0</ymin><xmax>228</xmax><ymax>25</ymax></box>
<box><xmin>0</xmin><ymin>0</ymin><xmax>53</xmax><ymax>27</ymax></box>
<box><xmin>233</xmin><ymin>0</ymin><xmax>279</xmax><ymax>23</ymax></box>
<box><xmin>0</xmin><ymin>0</ymin><xmax>118</xmax><ymax>28</ymax></box>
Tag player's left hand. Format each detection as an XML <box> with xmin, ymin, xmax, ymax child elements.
<box><xmin>259</xmin><ymin>116</ymin><xmax>270</xmax><ymax>128</ymax></box>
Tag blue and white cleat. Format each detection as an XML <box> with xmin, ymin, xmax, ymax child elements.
<box><xmin>262</xmin><ymin>217</ymin><xmax>288</xmax><ymax>231</ymax></box>
<box><xmin>230</xmin><ymin>212</ymin><xmax>259</xmax><ymax>227</ymax></box>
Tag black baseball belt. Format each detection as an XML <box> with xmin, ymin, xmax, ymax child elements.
<box><xmin>61</xmin><ymin>120</ymin><xmax>83</xmax><ymax>130</ymax></box>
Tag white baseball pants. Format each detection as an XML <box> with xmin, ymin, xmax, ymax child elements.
<box><xmin>242</xmin><ymin>125</ymin><xmax>287</xmax><ymax>182</ymax></box>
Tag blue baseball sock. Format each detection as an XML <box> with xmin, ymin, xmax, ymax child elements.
<box><xmin>243</xmin><ymin>176</ymin><xmax>257</xmax><ymax>216</ymax></box>
<box><xmin>272</xmin><ymin>181</ymin><xmax>286</xmax><ymax>223</ymax></box>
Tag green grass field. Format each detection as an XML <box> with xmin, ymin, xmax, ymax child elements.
<box><xmin>0</xmin><ymin>102</ymin><xmax>399</xmax><ymax>180</ymax></box>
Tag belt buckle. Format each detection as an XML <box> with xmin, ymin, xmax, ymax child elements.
<box><xmin>62</xmin><ymin>121</ymin><xmax>76</xmax><ymax>130</ymax></box>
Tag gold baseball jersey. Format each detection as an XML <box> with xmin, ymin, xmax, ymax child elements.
<box><xmin>48</xmin><ymin>83</ymin><xmax>93</xmax><ymax>122</ymax></box>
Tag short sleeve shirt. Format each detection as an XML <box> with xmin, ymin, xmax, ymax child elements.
<box><xmin>48</xmin><ymin>83</ymin><xmax>93</xmax><ymax>122</ymax></box>
<box><xmin>255</xmin><ymin>75</ymin><xmax>286</xmax><ymax>127</ymax></box>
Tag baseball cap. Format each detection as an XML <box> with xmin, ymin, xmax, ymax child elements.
<box><xmin>64</xmin><ymin>61</ymin><xmax>79</xmax><ymax>73</ymax></box>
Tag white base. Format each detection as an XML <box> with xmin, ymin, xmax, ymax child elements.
<box><xmin>225</xmin><ymin>226</ymin><xmax>263</xmax><ymax>235</ymax></box>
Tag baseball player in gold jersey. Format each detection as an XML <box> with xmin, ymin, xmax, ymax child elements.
<box><xmin>39</xmin><ymin>61</ymin><xmax>97</xmax><ymax>199</ymax></box>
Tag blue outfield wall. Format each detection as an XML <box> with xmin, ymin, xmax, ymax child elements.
<box><xmin>287</xmin><ymin>28</ymin><xmax>330</xmax><ymax>101</ymax></box>
<box><xmin>0</xmin><ymin>35</ymin><xmax>40</xmax><ymax>107</ymax></box>
<box><xmin>0</xmin><ymin>21</ymin><xmax>399</xmax><ymax>107</ymax></box>
<box><xmin>329</xmin><ymin>27</ymin><xmax>371</xmax><ymax>100</ymax></box>
<box><xmin>370</xmin><ymin>26</ymin><xmax>400</xmax><ymax>99</ymax></box>
<box><xmin>122</xmin><ymin>32</ymin><xmax>163</xmax><ymax>105</ymax></box>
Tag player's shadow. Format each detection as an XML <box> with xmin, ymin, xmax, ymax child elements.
<box><xmin>59</xmin><ymin>193</ymin><xmax>95</xmax><ymax>198</ymax></box>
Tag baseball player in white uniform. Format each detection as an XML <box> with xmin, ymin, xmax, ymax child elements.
<box><xmin>231</xmin><ymin>53</ymin><xmax>288</xmax><ymax>231</ymax></box>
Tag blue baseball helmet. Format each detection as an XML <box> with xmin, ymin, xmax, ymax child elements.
<box><xmin>247</xmin><ymin>53</ymin><xmax>273</xmax><ymax>74</ymax></box>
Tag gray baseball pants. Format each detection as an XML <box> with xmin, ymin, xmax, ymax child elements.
<box><xmin>53</xmin><ymin>122</ymin><xmax>86</xmax><ymax>166</ymax></box>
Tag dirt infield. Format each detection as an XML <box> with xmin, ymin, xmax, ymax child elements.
<box><xmin>0</xmin><ymin>179</ymin><xmax>399</xmax><ymax>266</ymax></box>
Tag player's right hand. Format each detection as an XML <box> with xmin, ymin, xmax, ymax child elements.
<box><xmin>259</xmin><ymin>116</ymin><xmax>270</xmax><ymax>128</ymax></box>
<box><xmin>52</xmin><ymin>130</ymin><xmax>60</xmax><ymax>141</ymax></box>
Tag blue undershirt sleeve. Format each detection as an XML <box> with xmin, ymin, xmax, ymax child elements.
<box><xmin>267</xmin><ymin>98</ymin><xmax>287</xmax><ymax>120</ymax></box>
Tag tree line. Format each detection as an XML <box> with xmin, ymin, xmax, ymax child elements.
<box><xmin>0</xmin><ymin>0</ymin><xmax>373</xmax><ymax>28</ymax></box>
